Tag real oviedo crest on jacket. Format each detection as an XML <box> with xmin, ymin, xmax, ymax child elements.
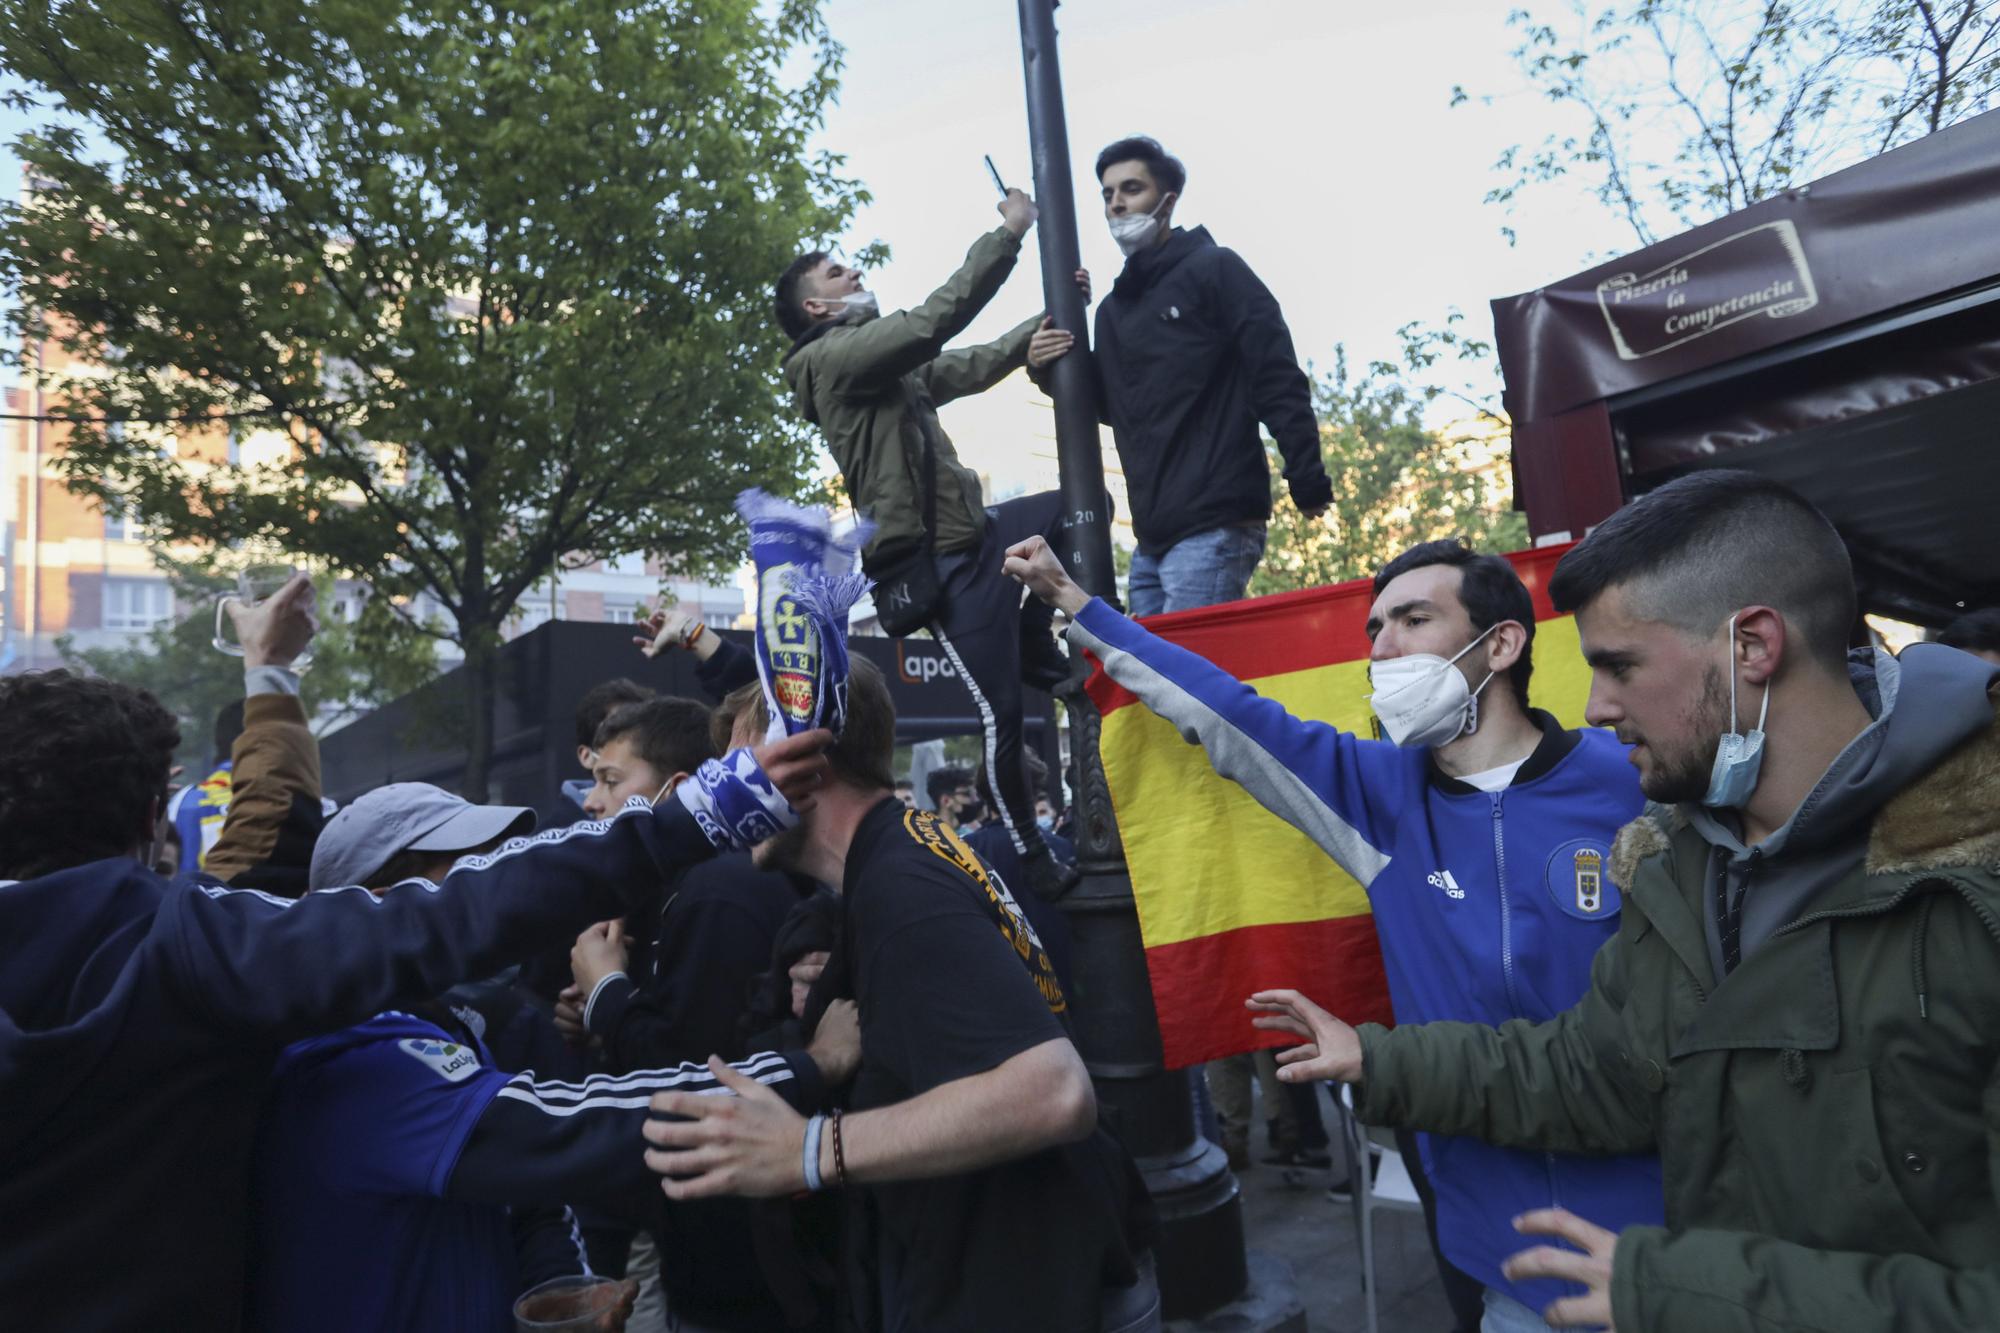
<box><xmin>1546</xmin><ymin>838</ymin><xmax>1620</xmax><ymax>921</ymax></box>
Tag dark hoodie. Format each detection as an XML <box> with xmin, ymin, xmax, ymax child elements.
<box><xmin>0</xmin><ymin>801</ymin><xmax>715</xmax><ymax>1331</ymax></box>
<box><xmin>1092</xmin><ymin>225</ymin><xmax>1331</xmax><ymax>555</ymax></box>
<box><xmin>1691</xmin><ymin>642</ymin><xmax>2000</xmax><ymax>976</ymax></box>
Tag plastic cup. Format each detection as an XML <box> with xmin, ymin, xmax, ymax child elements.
<box><xmin>212</xmin><ymin>563</ymin><xmax>312</xmax><ymax>668</ymax></box>
<box><xmin>512</xmin><ymin>1274</ymin><xmax>625</xmax><ymax>1331</ymax></box>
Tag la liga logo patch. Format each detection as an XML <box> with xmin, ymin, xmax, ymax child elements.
<box><xmin>398</xmin><ymin>1037</ymin><xmax>481</xmax><ymax>1083</ymax></box>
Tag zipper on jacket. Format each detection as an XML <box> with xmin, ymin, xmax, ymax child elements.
<box><xmin>1492</xmin><ymin>795</ymin><xmax>1524</xmax><ymax>1018</ymax></box>
<box><xmin>1491</xmin><ymin>793</ymin><xmax>1560</xmax><ymax>1208</ymax></box>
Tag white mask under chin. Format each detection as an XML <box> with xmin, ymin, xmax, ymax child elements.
<box><xmin>1109</xmin><ymin>212</ymin><xmax>1163</xmax><ymax>257</ymax></box>
<box><xmin>837</xmin><ymin>291</ymin><xmax>879</xmax><ymax>320</ymax></box>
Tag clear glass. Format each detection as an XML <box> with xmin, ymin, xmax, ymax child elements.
<box><xmin>512</xmin><ymin>1274</ymin><xmax>626</xmax><ymax>1331</ymax></box>
<box><xmin>212</xmin><ymin>563</ymin><xmax>313</xmax><ymax>669</ymax></box>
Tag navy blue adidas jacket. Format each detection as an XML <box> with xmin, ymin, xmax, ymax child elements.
<box><xmin>0</xmin><ymin>800</ymin><xmax>720</xmax><ymax>1332</ymax></box>
<box><xmin>250</xmin><ymin>1008</ymin><xmax>822</xmax><ymax>1333</ymax></box>
<box><xmin>1068</xmin><ymin>598</ymin><xmax>1663</xmax><ymax>1310</ymax></box>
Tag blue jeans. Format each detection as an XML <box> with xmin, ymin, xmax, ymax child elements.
<box><xmin>1482</xmin><ymin>1287</ymin><xmax>1554</xmax><ymax>1333</ymax></box>
<box><xmin>1127</xmin><ymin>523</ymin><xmax>1267</xmax><ymax>617</ymax></box>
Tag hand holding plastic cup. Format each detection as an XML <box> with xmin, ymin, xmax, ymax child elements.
<box><xmin>213</xmin><ymin>564</ymin><xmax>315</xmax><ymax>670</ymax></box>
<box><xmin>512</xmin><ymin>1274</ymin><xmax>637</xmax><ymax>1331</ymax></box>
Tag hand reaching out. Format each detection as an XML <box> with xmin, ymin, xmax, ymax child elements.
<box><xmin>1503</xmin><ymin>1208</ymin><xmax>1619</xmax><ymax>1329</ymax></box>
<box><xmin>1002</xmin><ymin>536</ymin><xmax>1089</xmax><ymax>618</ymax></box>
<box><xmin>1026</xmin><ymin>317</ymin><xmax>1075</xmax><ymax>369</ymax></box>
<box><xmin>636</xmin><ymin>605</ymin><xmax>716</xmax><ymax>661</ymax></box>
<box><xmin>789</xmin><ymin>949</ymin><xmax>830</xmax><ymax>1019</ymax></box>
<box><xmin>998</xmin><ymin>188</ymin><xmax>1038</xmax><ymax>238</ymax></box>
<box><xmin>570</xmin><ymin>919</ymin><xmax>628</xmax><ymax>996</ymax></box>
<box><xmin>645</xmin><ymin>1057</ymin><xmax>814</xmax><ymax>1200</ymax></box>
<box><xmin>227</xmin><ymin>572</ymin><xmax>318</xmax><ymax>670</ymax></box>
<box><xmin>1245</xmin><ymin>988</ymin><xmax>1364</xmax><ymax>1083</ymax></box>
<box><xmin>806</xmin><ymin>997</ymin><xmax>861</xmax><ymax>1084</ymax></box>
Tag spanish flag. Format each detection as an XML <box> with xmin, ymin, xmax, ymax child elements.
<box><xmin>1080</xmin><ymin>543</ymin><xmax>1587</xmax><ymax>1069</ymax></box>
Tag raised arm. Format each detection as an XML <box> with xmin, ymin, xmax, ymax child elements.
<box><xmin>914</xmin><ymin>314</ymin><xmax>1039</xmax><ymax>406</ymax></box>
<box><xmin>162</xmin><ymin>732</ymin><xmax>833</xmax><ymax>1044</ymax></box>
<box><xmin>202</xmin><ymin>574</ymin><xmax>321</xmax><ymax>889</ymax></box>
<box><xmin>1005</xmin><ymin>536</ymin><xmax>1404</xmax><ymax>881</ymax></box>
<box><xmin>822</xmin><ymin>194</ymin><xmax>1036</xmax><ymax>393</ymax></box>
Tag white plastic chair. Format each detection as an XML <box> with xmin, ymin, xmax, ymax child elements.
<box><xmin>1336</xmin><ymin>1082</ymin><xmax>1426</xmax><ymax>1333</ymax></box>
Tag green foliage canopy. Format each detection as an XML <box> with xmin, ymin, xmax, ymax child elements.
<box><xmin>1251</xmin><ymin>346</ymin><xmax>1528</xmax><ymax>596</ymax></box>
<box><xmin>0</xmin><ymin>0</ymin><xmax>867</xmax><ymax>793</ymax></box>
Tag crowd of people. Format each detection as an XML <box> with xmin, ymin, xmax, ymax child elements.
<box><xmin>4</xmin><ymin>130</ymin><xmax>2000</xmax><ymax>1333</ymax></box>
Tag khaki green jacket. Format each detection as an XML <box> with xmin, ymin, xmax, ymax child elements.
<box><xmin>783</xmin><ymin>226</ymin><xmax>1040</xmax><ymax>571</ymax></box>
<box><xmin>1355</xmin><ymin>692</ymin><xmax>2000</xmax><ymax>1332</ymax></box>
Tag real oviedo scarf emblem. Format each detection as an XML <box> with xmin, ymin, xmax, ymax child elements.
<box><xmin>735</xmin><ymin>489</ymin><xmax>874</xmax><ymax>739</ymax></box>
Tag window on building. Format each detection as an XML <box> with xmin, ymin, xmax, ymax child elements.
<box><xmin>103</xmin><ymin>578</ymin><xmax>174</xmax><ymax>632</ymax></box>
<box><xmin>104</xmin><ymin>506</ymin><xmax>131</xmax><ymax>543</ymax></box>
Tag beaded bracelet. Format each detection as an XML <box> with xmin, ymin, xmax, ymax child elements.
<box><xmin>802</xmin><ymin>1113</ymin><xmax>827</xmax><ymax>1193</ymax></box>
<box><xmin>830</xmin><ymin>1107</ymin><xmax>848</xmax><ymax>1188</ymax></box>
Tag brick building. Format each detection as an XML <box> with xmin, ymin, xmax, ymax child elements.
<box><xmin>0</xmin><ymin>328</ymin><xmax>744</xmax><ymax>676</ymax></box>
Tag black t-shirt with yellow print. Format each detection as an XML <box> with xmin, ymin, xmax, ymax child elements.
<box><xmin>837</xmin><ymin>798</ymin><xmax>1152</xmax><ymax>1333</ymax></box>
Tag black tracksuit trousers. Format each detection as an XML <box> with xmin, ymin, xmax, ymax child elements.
<box><xmin>929</xmin><ymin>488</ymin><xmax>1067</xmax><ymax>862</ymax></box>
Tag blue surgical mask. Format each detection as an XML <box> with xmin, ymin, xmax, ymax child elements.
<box><xmin>1702</xmin><ymin>614</ymin><xmax>1770</xmax><ymax>809</ymax></box>
<box><xmin>1036</xmin><ymin>815</ymin><xmax>1055</xmax><ymax>833</ymax></box>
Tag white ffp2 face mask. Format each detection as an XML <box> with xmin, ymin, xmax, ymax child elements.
<box><xmin>1367</xmin><ymin>623</ymin><xmax>1501</xmax><ymax>750</ymax></box>
<box><xmin>1108</xmin><ymin>194</ymin><xmax>1175</xmax><ymax>257</ymax></box>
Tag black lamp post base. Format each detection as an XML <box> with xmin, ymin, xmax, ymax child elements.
<box><xmin>1165</xmin><ymin>1250</ymin><xmax>1307</xmax><ymax>1333</ymax></box>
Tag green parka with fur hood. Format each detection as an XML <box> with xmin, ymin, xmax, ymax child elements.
<box><xmin>1353</xmin><ymin>643</ymin><xmax>2000</xmax><ymax>1331</ymax></box>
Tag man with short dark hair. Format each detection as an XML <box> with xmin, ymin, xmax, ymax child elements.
<box><xmin>1938</xmin><ymin>606</ymin><xmax>2000</xmax><ymax>667</ymax></box>
<box><xmin>1246</xmin><ymin>469</ymin><xmax>2000</xmax><ymax>1332</ymax></box>
<box><xmin>642</xmin><ymin>658</ymin><xmax>1160</xmax><ymax>1333</ymax></box>
<box><xmin>1008</xmin><ymin>533</ymin><xmax>1662</xmax><ymax>1333</ymax></box>
<box><xmin>774</xmin><ymin>189</ymin><xmax>1084</xmax><ymax>898</ymax></box>
<box><xmin>567</xmin><ymin>677</ymin><xmax>655</xmax><ymax>811</ymax></box>
<box><xmin>1089</xmin><ymin>135</ymin><xmax>1331</xmax><ymax>615</ymax></box>
<box><xmin>0</xmin><ymin>574</ymin><xmax>834</xmax><ymax>1331</ymax></box>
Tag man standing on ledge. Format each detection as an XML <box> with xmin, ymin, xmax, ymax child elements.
<box><xmin>1090</xmin><ymin>135</ymin><xmax>1332</xmax><ymax>615</ymax></box>
<box><xmin>772</xmin><ymin>188</ymin><xmax>1081</xmax><ymax>897</ymax></box>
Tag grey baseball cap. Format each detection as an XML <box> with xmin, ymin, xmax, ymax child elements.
<box><xmin>309</xmin><ymin>782</ymin><xmax>536</xmax><ymax>892</ymax></box>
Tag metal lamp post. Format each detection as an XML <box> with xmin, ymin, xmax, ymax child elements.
<box><xmin>1015</xmin><ymin>1</ymin><xmax>1302</xmax><ymax>1324</ymax></box>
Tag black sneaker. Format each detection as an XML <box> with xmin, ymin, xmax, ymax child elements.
<box><xmin>1326</xmin><ymin>1156</ymin><xmax>1381</xmax><ymax>1203</ymax></box>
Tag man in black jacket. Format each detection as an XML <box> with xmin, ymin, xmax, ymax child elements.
<box><xmin>1091</xmin><ymin>135</ymin><xmax>1331</xmax><ymax>616</ymax></box>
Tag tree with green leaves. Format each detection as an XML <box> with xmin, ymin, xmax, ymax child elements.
<box><xmin>1</xmin><ymin>0</ymin><xmax>866</xmax><ymax>797</ymax></box>
<box><xmin>1465</xmin><ymin>0</ymin><xmax>2000</xmax><ymax>249</ymax></box>
<box><xmin>59</xmin><ymin>567</ymin><xmax>438</xmax><ymax>776</ymax></box>
<box><xmin>1250</xmin><ymin>348</ymin><xmax>1528</xmax><ymax>596</ymax></box>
